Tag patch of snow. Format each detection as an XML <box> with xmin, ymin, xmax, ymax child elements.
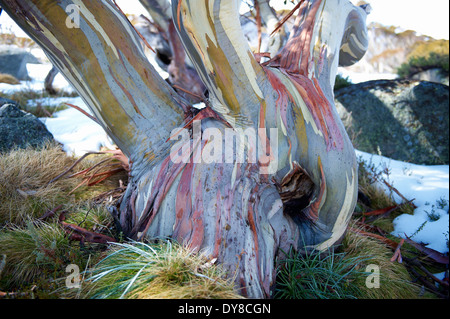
<box><xmin>0</xmin><ymin>63</ymin><xmax>74</xmax><ymax>94</ymax></box>
<box><xmin>39</xmin><ymin>97</ymin><xmax>115</xmax><ymax>157</ymax></box>
<box><xmin>356</xmin><ymin>150</ymin><xmax>449</xmax><ymax>254</ymax></box>
<box><xmin>338</xmin><ymin>68</ymin><xmax>399</xmax><ymax>84</ymax></box>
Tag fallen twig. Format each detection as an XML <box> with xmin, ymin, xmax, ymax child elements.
<box><xmin>390</xmin><ymin>239</ymin><xmax>405</xmax><ymax>263</ymax></box>
<box><xmin>87</xmin><ymin>168</ymin><xmax>125</xmax><ymax>186</ymax></box>
<box><xmin>67</xmin><ymin>158</ymin><xmax>112</xmax><ymax>179</ymax></box>
<box><xmin>61</xmin><ymin>221</ymin><xmax>117</xmax><ymax>244</ymax></box>
<box><xmin>406</xmin><ymin>264</ymin><xmax>448</xmax><ymax>298</ymax></box>
<box><xmin>0</xmin><ymin>285</ymin><xmax>37</xmax><ymax>299</ymax></box>
<box><xmin>363</xmin><ymin>204</ymin><xmax>399</xmax><ymax>217</ymax></box>
<box><xmin>64</xmin><ymin>103</ymin><xmax>99</xmax><ymax>124</ymax></box>
<box><xmin>48</xmin><ymin>152</ymin><xmax>104</xmax><ymax>185</ymax></box>
<box><xmin>38</xmin><ymin>204</ymin><xmax>63</xmax><ymax>221</ymax></box>
<box><xmin>58</xmin><ymin>210</ymin><xmax>117</xmax><ymax>244</ymax></box>
<box><xmin>349</xmin><ymin>227</ymin><xmax>399</xmax><ymax>250</ymax></box>
<box><xmin>361</xmin><ymin>199</ymin><xmax>416</xmax><ymax>224</ymax></box>
<box><xmin>404</xmin><ymin>235</ymin><xmax>449</xmax><ymax>265</ymax></box>
<box><xmin>382</xmin><ymin>180</ymin><xmax>418</xmax><ymax>209</ymax></box>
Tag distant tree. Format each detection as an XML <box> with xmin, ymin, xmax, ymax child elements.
<box><xmin>397</xmin><ymin>52</ymin><xmax>449</xmax><ymax>78</ymax></box>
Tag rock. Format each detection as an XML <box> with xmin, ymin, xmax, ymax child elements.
<box><xmin>412</xmin><ymin>68</ymin><xmax>449</xmax><ymax>86</ymax></box>
<box><xmin>0</xmin><ymin>45</ymin><xmax>40</xmax><ymax>81</ymax></box>
<box><xmin>0</xmin><ymin>103</ymin><xmax>54</xmax><ymax>153</ymax></box>
<box><xmin>0</xmin><ymin>97</ymin><xmax>19</xmax><ymax>107</ymax></box>
<box><xmin>335</xmin><ymin>79</ymin><xmax>449</xmax><ymax>165</ymax></box>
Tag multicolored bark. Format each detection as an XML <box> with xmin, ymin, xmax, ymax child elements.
<box><xmin>1</xmin><ymin>0</ymin><xmax>369</xmax><ymax>298</ymax></box>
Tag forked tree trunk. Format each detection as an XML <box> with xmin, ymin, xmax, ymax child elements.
<box><xmin>0</xmin><ymin>0</ymin><xmax>369</xmax><ymax>298</ymax></box>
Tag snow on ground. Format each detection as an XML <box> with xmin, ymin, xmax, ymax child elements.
<box><xmin>0</xmin><ymin>63</ymin><xmax>75</xmax><ymax>94</ymax></box>
<box><xmin>356</xmin><ymin>150</ymin><xmax>449</xmax><ymax>254</ymax></box>
<box><xmin>34</xmin><ymin>96</ymin><xmax>115</xmax><ymax>157</ymax></box>
<box><xmin>338</xmin><ymin>68</ymin><xmax>399</xmax><ymax>84</ymax></box>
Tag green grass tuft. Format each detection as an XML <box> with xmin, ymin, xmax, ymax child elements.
<box><xmin>0</xmin><ymin>220</ymin><xmax>85</xmax><ymax>288</ymax></box>
<box><xmin>76</xmin><ymin>240</ymin><xmax>243</xmax><ymax>299</ymax></box>
<box><xmin>274</xmin><ymin>246</ymin><xmax>372</xmax><ymax>299</ymax></box>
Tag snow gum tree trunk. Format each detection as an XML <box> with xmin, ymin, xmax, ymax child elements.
<box><xmin>0</xmin><ymin>0</ymin><xmax>369</xmax><ymax>298</ymax></box>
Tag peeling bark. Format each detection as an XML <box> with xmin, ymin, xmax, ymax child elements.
<box><xmin>1</xmin><ymin>0</ymin><xmax>369</xmax><ymax>298</ymax></box>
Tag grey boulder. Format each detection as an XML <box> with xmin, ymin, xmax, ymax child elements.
<box><xmin>0</xmin><ymin>103</ymin><xmax>55</xmax><ymax>153</ymax></box>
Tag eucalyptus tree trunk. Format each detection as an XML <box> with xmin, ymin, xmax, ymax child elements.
<box><xmin>0</xmin><ymin>0</ymin><xmax>369</xmax><ymax>298</ymax></box>
<box><xmin>44</xmin><ymin>65</ymin><xmax>59</xmax><ymax>95</ymax></box>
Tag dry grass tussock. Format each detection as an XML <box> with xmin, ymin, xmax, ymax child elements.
<box><xmin>0</xmin><ymin>142</ymin><xmax>82</xmax><ymax>225</ymax></box>
<box><xmin>342</xmin><ymin>222</ymin><xmax>423</xmax><ymax>299</ymax></box>
<box><xmin>0</xmin><ymin>142</ymin><xmax>127</xmax><ymax>225</ymax></box>
<box><xmin>0</xmin><ymin>142</ymin><xmax>126</xmax><ymax>294</ymax></box>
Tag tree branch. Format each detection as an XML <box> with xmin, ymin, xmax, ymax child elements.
<box><xmin>172</xmin><ymin>0</ymin><xmax>267</xmax><ymax>128</ymax></box>
<box><xmin>139</xmin><ymin>0</ymin><xmax>172</xmax><ymax>31</ymax></box>
<box><xmin>258</xmin><ymin>0</ymin><xmax>288</xmax><ymax>56</ymax></box>
<box><xmin>0</xmin><ymin>0</ymin><xmax>187</xmax><ymax>169</ymax></box>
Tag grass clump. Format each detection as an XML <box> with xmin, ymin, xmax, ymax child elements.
<box><xmin>397</xmin><ymin>52</ymin><xmax>449</xmax><ymax>79</ymax></box>
<box><xmin>397</xmin><ymin>39</ymin><xmax>449</xmax><ymax>79</ymax></box>
<box><xmin>0</xmin><ymin>142</ymin><xmax>81</xmax><ymax>225</ymax></box>
<box><xmin>274</xmin><ymin>226</ymin><xmax>423</xmax><ymax>299</ymax></box>
<box><xmin>342</xmin><ymin>223</ymin><xmax>423</xmax><ymax>299</ymax></box>
<box><xmin>0</xmin><ymin>220</ymin><xmax>86</xmax><ymax>289</ymax></box>
<box><xmin>0</xmin><ymin>142</ymin><xmax>127</xmax><ymax>226</ymax></box>
<box><xmin>356</xmin><ymin>159</ymin><xmax>415</xmax><ymax>232</ymax></box>
<box><xmin>334</xmin><ymin>74</ymin><xmax>353</xmax><ymax>91</ymax></box>
<box><xmin>63</xmin><ymin>203</ymin><xmax>116</xmax><ymax>239</ymax></box>
<box><xmin>77</xmin><ymin>240</ymin><xmax>243</xmax><ymax>299</ymax></box>
<box><xmin>274</xmin><ymin>247</ymin><xmax>370</xmax><ymax>299</ymax></box>
<box><xmin>0</xmin><ymin>142</ymin><xmax>127</xmax><ymax>298</ymax></box>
